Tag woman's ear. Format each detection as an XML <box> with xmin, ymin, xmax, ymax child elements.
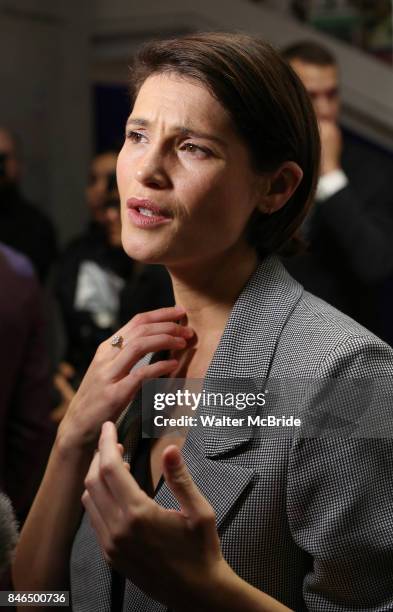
<box><xmin>257</xmin><ymin>162</ymin><xmax>303</xmax><ymax>215</ymax></box>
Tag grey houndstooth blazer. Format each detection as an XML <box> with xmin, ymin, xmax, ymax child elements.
<box><xmin>70</xmin><ymin>255</ymin><xmax>393</xmax><ymax>611</ymax></box>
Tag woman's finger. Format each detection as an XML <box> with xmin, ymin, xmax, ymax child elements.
<box><xmin>162</xmin><ymin>445</ymin><xmax>215</xmax><ymax>523</ymax></box>
<box><xmin>107</xmin><ymin>334</ymin><xmax>186</xmax><ymax>379</ymax></box>
<box><xmin>84</xmin><ymin>440</ymin><xmax>127</xmax><ymax>527</ymax></box>
<box><xmin>98</xmin><ymin>422</ymin><xmax>148</xmax><ymax>510</ymax></box>
<box><xmin>81</xmin><ymin>490</ymin><xmax>111</xmax><ymax>552</ymax></box>
<box><xmin>116</xmin><ymin>305</ymin><xmax>186</xmax><ymax>339</ymax></box>
<box><xmin>84</xmin><ymin>448</ymin><xmax>101</xmax><ymax>490</ymax></box>
<box><xmin>115</xmin><ymin>358</ymin><xmax>179</xmax><ymax>407</ymax></box>
<box><xmin>127</xmin><ymin>321</ymin><xmax>194</xmax><ymax>342</ymax></box>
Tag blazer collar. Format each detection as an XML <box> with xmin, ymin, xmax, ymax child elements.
<box><xmin>199</xmin><ymin>255</ymin><xmax>303</xmax><ymax>457</ymax></box>
<box><xmin>205</xmin><ymin>255</ymin><xmax>302</xmax><ymax>379</ymax></box>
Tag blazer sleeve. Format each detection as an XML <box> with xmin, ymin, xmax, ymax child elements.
<box><xmin>287</xmin><ymin>335</ymin><xmax>393</xmax><ymax>611</ymax></box>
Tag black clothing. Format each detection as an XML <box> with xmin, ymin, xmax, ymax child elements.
<box><xmin>378</xmin><ymin>273</ymin><xmax>393</xmax><ymax>346</ymax></box>
<box><xmin>284</xmin><ymin>131</ymin><xmax>393</xmax><ymax>343</ymax></box>
<box><xmin>0</xmin><ymin>184</ymin><xmax>58</xmax><ymax>283</ymax></box>
<box><xmin>55</xmin><ymin>225</ymin><xmax>174</xmax><ymax>380</ymax></box>
<box><xmin>110</xmin><ymin>437</ymin><xmax>164</xmax><ymax>612</ymax></box>
<box><xmin>55</xmin><ymin>225</ymin><xmax>133</xmax><ymax>378</ymax></box>
<box><xmin>119</xmin><ymin>263</ymin><xmax>175</xmax><ymax>325</ymax></box>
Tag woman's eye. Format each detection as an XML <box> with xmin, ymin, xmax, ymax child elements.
<box><xmin>180</xmin><ymin>143</ymin><xmax>212</xmax><ymax>158</ymax></box>
<box><xmin>126</xmin><ymin>130</ymin><xmax>145</xmax><ymax>144</ymax></box>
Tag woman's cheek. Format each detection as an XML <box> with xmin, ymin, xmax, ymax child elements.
<box><xmin>116</xmin><ymin>158</ymin><xmax>128</xmax><ymax>196</ymax></box>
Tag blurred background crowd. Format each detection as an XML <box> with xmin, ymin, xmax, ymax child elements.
<box><xmin>0</xmin><ymin>0</ymin><xmax>393</xmax><ymax>581</ymax></box>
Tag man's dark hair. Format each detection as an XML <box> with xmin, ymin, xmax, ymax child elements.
<box><xmin>128</xmin><ymin>32</ymin><xmax>320</xmax><ymax>255</ymax></box>
<box><xmin>282</xmin><ymin>40</ymin><xmax>337</xmax><ymax>67</ymax></box>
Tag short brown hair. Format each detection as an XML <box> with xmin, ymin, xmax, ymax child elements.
<box><xmin>129</xmin><ymin>32</ymin><xmax>320</xmax><ymax>255</ymax></box>
<box><xmin>282</xmin><ymin>40</ymin><xmax>337</xmax><ymax>67</ymax></box>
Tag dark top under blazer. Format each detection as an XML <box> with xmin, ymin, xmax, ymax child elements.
<box><xmin>70</xmin><ymin>256</ymin><xmax>393</xmax><ymax>611</ymax></box>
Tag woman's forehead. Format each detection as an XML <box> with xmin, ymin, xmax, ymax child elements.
<box><xmin>131</xmin><ymin>73</ymin><xmax>232</xmax><ymax>136</ymax></box>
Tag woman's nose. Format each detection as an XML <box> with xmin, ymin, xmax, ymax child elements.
<box><xmin>135</xmin><ymin>150</ymin><xmax>171</xmax><ymax>189</ymax></box>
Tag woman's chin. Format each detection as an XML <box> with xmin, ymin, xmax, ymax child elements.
<box><xmin>121</xmin><ymin>238</ymin><xmax>167</xmax><ymax>265</ymax></box>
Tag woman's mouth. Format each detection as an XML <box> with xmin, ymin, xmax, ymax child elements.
<box><xmin>126</xmin><ymin>198</ymin><xmax>172</xmax><ymax>227</ymax></box>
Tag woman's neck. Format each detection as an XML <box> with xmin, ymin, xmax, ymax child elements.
<box><xmin>167</xmin><ymin>247</ymin><xmax>259</xmax><ymax>341</ymax></box>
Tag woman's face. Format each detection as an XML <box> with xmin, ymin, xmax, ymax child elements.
<box><xmin>117</xmin><ymin>72</ymin><xmax>264</xmax><ymax>268</ymax></box>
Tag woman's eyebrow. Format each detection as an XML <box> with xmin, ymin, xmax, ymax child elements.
<box><xmin>126</xmin><ymin>117</ymin><xmax>227</xmax><ymax>147</ymax></box>
<box><xmin>177</xmin><ymin>127</ymin><xmax>227</xmax><ymax>147</ymax></box>
<box><xmin>126</xmin><ymin>117</ymin><xmax>149</xmax><ymax>128</ymax></box>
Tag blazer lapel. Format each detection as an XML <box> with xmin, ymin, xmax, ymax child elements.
<box><xmin>200</xmin><ymin>255</ymin><xmax>303</xmax><ymax>457</ymax></box>
<box><xmin>206</xmin><ymin>256</ymin><xmax>302</xmax><ymax>379</ymax></box>
<box><xmin>154</xmin><ymin>433</ymin><xmax>255</xmax><ymax>528</ymax></box>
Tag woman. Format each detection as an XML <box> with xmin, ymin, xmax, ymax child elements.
<box><xmin>13</xmin><ymin>33</ymin><xmax>393</xmax><ymax>611</ymax></box>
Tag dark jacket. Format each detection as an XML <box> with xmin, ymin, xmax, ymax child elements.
<box><xmin>0</xmin><ymin>184</ymin><xmax>58</xmax><ymax>283</ymax></box>
<box><xmin>284</xmin><ymin>131</ymin><xmax>393</xmax><ymax>343</ymax></box>
<box><xmin>0</xmin><ymin>243</ymin><xmax>53</xmax><ymax>522</ymax></box>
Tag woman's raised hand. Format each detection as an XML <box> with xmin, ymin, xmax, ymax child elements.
<box><xmin>82</xmin><ymin>422</ymin><xmax>225</xmax><ymax>609</ymax></box>
<box><xmin>58</xmin><ymin>305</ymin><xmax>194</xmax><ymax>448</ymax></box>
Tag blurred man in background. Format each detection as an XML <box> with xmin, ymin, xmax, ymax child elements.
<box><xmin>86</xmin><ymin>149</ymin><xmax>121</xmax><ymax>228</ymax></box>
<box><xmin>0</xmin><ymin>127</ymin><xmax>57</xmax><ymax>283</ymax></box>
<box><xmin>54</xmin><ymin>151</ymin><xmax>132</xmax><ymax>387</ymax></box>
<box><xmin>282</xmin><ymin>41</ymin><xmax>393</xmax><ymax>343</ymax></box>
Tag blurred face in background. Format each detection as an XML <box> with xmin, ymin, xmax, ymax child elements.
<box><xmin>103</xmin><ymin>200</ymin><xmax>122</xmax><ymax>247</ymax></box>
<box><xmin>289</xmin><ymin>59</ymin><xmax>340</xmax><ymax>123</ymax></box>
<box><xmin>0</xmin><ymin>129</ymin><xmax>21</xmax><ymax>185</ymax></box>
<box><xmin>86</xmin><ymin>151</ymin><xmax>117</xmax><ymax>225</ymax></box>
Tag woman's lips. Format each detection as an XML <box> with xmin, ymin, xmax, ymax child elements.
<box><xmin>126</xmin><ymin>198</ymin><xmax>172</xmax><ymax>227</ymax></box>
